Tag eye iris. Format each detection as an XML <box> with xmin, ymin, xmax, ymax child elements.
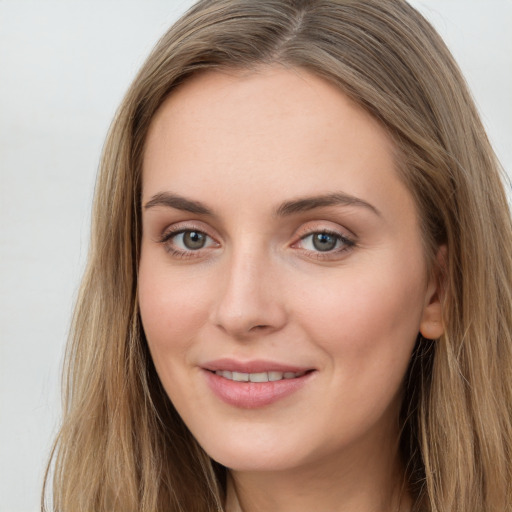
<box><xmin>183</xmin><ymin>231</ymin><xmax>206</xmax><ymax>249</ymax></box>
<box><xmin>312</xmin><ymin>233</ymin><xmax>337</xmax><ymax>251</ymax></box>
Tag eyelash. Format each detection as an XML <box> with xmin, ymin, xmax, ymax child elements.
<box><xmin>294</xmin><ymin>229</ymin><xmax>356</xmax><ymax>259</ymax></box>
<box><xmin>158</xmin><ymin>226</ymin><xmax>356</xmax><ymax>260</ymax></box>
<box><xmin>158</xmin><ymin>226</ymin><xmax>218</xmax><ymax>258</ymax></box>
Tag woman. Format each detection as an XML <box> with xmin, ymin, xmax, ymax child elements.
<box><xmin>44</xmin><ymin>1</ymin><xmax>512</xmax><ymax>511</ymax></box>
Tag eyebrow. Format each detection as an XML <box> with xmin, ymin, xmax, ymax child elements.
<box><xmin>275</xmin><ymin>192</ymin><xmax>381</xmax><ymax>217</ymax></box>
<box><xmin>144</xmin><ymin>192</ymin><xmax>213</xmax><ymax>215</ymax></box>
<box><xmin>144</xmin><ymin>191</ymin><xmax>380</xmax><ymax>217</ymax></box>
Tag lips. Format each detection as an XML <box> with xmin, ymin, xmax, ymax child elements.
<box><xmin>201</xmin><ymin>359</ymin><xmax>315</xmax><ymax>408</ymax></box>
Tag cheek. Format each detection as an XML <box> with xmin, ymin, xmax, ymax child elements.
<box><xmin>138</xmin><ymin>257</ymin><xmax>212</xmax><ymax>360</ymax></box>
<box><xmin>293</xmin><ymin>257</ymin><xmax>426</xmax><ymax>373</ymax></box>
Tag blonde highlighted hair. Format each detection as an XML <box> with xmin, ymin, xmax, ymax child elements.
<box><xmin>44</xmin><ymin>1</ymin><xmax>512</xmax><ymax>511</ymax></box>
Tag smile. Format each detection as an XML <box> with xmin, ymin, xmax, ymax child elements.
<box><xmin>213</xmin><ymin>370</ymin><xmax>307</xmax><ymax>382</ymax></box>
<box><xmin>202</xmin><ymin>362</ymin><xmax>315</xmax><ymax>408</ymax></box>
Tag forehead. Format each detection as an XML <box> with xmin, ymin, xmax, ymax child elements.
<box><xmin>146</xmin><ymin>66</ymin><xmax>393</xmax><ymax>150</ymax></box>
<box><xmin>142</xmin><ymin>66</ymin><xmax>415</xmax><ymax>228</ymax></box>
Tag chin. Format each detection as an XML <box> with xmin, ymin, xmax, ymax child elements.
<box><xmin>211</xmin><ymin>450</ymin><xmax>302</xmax><ymax>473</ymax></box>
<box><xmin>196</xmin><ymin>429</ymin><xmax>309</xmax><ymax>473</ymax></box>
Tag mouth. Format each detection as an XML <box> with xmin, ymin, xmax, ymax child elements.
<box><xmin>201</xmin><ymin>359</ymin><xmax>316</xmax><ymax>408</ymax></box>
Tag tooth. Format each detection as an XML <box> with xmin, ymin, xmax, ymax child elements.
<box><xmin>232</xmin><ymin>371</ymin><xmax>249</xmax><ymax>382</ymax></box>
<box><xmin>249</xmin><ymin>372</ymin><xmax>269</xmax><ymax>383</ymax></box>
<box><xmin>214</xmin><ymin>369</ymin><xmax>305</xmax><ymax>382</ymax></box>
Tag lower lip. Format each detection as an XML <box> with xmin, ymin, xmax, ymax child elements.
<box><xmin>203</xmin><ymin>370</ymin><xmax>314</xmax><ymax>409</ymax></box>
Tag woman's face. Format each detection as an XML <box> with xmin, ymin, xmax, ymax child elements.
<box><xmin>139</xmin><ymin>67</ymin><xmax>442</xmax><ymax>473</ymax></box>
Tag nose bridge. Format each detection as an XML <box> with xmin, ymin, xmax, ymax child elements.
<box><xmin>211</xmin><ymin>239</ymin><xmax>287</xmax><ymax>337</ymax></box>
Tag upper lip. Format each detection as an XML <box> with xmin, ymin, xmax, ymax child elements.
<box><xmin>201</xmin><ymin>358</ymin><xmax>314</xmax><ymax>374</ymax></box>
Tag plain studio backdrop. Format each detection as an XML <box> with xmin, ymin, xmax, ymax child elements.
<box><xmin>0</xmin><ymin>1</ymin><xmax>510</xmax><ymax>511</ymax></box>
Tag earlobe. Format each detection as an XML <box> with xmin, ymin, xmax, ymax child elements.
<box><xmin>419</xmin><ymin>307</ymin><xmax>444</xmax><ymax>340</ymax></box>
<box><xmin>419</xmin><ymin>245</ymin><xmax>447</xmax><ymax>340</ymax></box>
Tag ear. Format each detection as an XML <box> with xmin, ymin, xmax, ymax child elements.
<box><xmin>419</xmin><ymin>245</ymin><xmax>447</xmax><ymax>340</ymax></box>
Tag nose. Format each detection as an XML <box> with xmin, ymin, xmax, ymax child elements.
<box><xmin>210</xmin><ymin>247</ymin><xmax>288</xmax><ymax>339</ymax></box>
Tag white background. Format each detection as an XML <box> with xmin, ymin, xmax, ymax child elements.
<box><xmin>0</xmin><ymin>1</ymin><xmax>510</xmax><ymax>511</ymax></box>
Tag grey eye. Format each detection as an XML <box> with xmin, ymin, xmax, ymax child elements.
<box><xmin>311</xmin><ymin>232</ymin><xmax>339</xmax><ymax>251</ymax></box>
<box><xmin>181</xmin><ymin>231</ymin><xmax>207</xmax><ymax>250</ymax></box>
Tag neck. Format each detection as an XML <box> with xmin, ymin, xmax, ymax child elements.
<box><xmin>224</xmin><ymin>424</ymin><xmax>411</xmax><ymax>512</ymax></box>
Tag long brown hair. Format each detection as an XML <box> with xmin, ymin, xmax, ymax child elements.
<box><xmin>44</xmin><ymin>1</ymin><xmax>512</xmax><ymax>510</ymax></box>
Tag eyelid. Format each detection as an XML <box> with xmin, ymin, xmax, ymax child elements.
<box><xmin>157</xmin><ymin>221</ymin><xmax>220</xmax><ymax>257</ymax></box>
<box><xmin>293</xmin><ymin>221</ymin><xmax>356</xmax><ymax>243</ymax></box>
<box><xmin>290</xmin><ymin>222</ymin><xmax>357</xmax><ymax>258</ymax></box>
<box><xmin>158</xmin><ymin>221</ymin><xmax>217</xmax><ymax>242</ymax></box>
<box><xmin>294</xmin><ymin>230</ymin><xmax>354</xmax><ymax>248</ymax></box>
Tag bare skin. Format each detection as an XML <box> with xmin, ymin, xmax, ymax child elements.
<box><xmin>139</xmin><ymin>66</ymin><xmax>443</xmax><ymax>512</ymax></box>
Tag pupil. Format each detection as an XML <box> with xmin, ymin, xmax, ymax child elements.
<box><xmin>313</xmin><ymin>233</ymin><xmax>337</xmax><ymax>251</ymax></box>
<box><xmin>184</xmin><ymin>231</ymin><xmax>206</xmax><ymax>249</ymax></box>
